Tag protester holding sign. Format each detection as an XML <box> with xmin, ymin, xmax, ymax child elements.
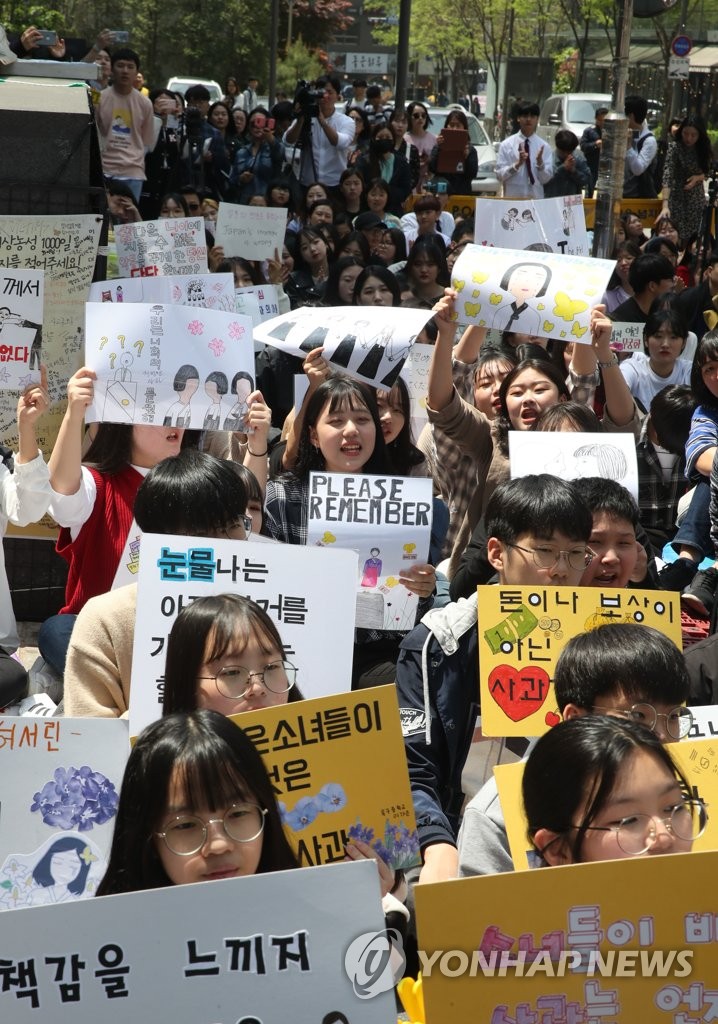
<box><xmin>162</xmin><ymin>594</ymin><xmax>305</xmax><ymax>716</ymax></box>
<box><xmin>97</xmin><ymin>710</ymin><xmax>298</xmax><ymax>893</ymax></box>
<box><xmin>523</xmin><ymin>716</ymin><xmax>706</xmax><ymax>866</ymax></box>
<box><xmin>41</xmin><ymin>369</ymin><xmax>189</xmax><ymax>677</ymax></box>
<box><xmin>63</xmin><ymin>451</ymin><xmax>251</xmax><ymax>718</ymax></box>
<box><xmin>0</xmin><ymin>367</ymin><xmax>52</xmax><ymax>706</ymax></box>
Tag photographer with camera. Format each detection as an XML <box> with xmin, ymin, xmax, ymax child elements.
<box><xmin>283</xmin><ymin>75</ymin><xmax>354</xmax><ymax>190</ymax></box>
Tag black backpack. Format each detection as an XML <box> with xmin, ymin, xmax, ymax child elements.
<box><xmin>624</xmin><ymin>132</ymin><xmax>658</xmax><ymax>199</ymax></box>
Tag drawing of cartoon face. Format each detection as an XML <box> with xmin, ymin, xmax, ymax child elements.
<box><xmin>235</xmin><ymin>377</ymin><xmax>252</xmax><ymax>403</ymax></box>
<box><xmin>50</xmin><ymin>850</ymin><xmax>82</xmax><ymax>886</ymax></box>
<box><xmin>506</xmin><ymin>264</ymin><xmax>549</xmax><ymax>303</ymax></box>
<box><xmin>205</xmin><ymin>380</ymin><xmax>219</xmax><ymax>400</ymax></box>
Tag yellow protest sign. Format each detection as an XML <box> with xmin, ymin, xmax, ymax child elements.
<box><xmin>478</xmin><ymin>586</ymin><xmax>681</xmax><ymax>736</ymax></box>
<box><xmin>230</xmin><ymin>684</ymin><xmax>419</xmax><ymax>870</ymax></box>
<box><xmin>415</xmin><ymin>849</ymin><xmax>718</xmax><ymax>1023</ymax></box>
<box><xmin>494</xmin><ymin>737</ymin><xmax>718</xmax><ymax>871</ymax></box>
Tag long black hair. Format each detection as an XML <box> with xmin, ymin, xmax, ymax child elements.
<box><xmin>495</xmin><ymin>358</ymin><xmax>570</xmax><ymax>455</ymax></box>
<box><xmin>97</xmin><ymin>710</ymin><xmax>298</xmax><ymax>895</ymax></box>
<box><xmin>293</xmin><ymin>375</ymin><xmax>389</xmax><ymax>479</ymax></box>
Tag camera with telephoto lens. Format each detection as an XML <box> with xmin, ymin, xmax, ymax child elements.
<box><xmin>294</xmin><ymin>80</ymin><xmax>323</xmax><ymax>119</ymax></box>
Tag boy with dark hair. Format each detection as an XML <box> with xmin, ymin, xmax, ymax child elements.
<box><xmin>397</xmin><ymin>474</ymin><xmax>593</xmax><ymax>883</ymax></box>
<box><xmin>580</xmin><ymin>106</ymin><xmax>608</xmax><ymax>197</ymax></box>
<box><xmin>570</xmin><ymin>477</ymin><xmax>645</xmax><ymax>589</ymax></box>
<box><xmin>543</xmin><ymin>129</ymin><xmax>591</xmax><ymax>198</ymax></box>
<box><xmin>458</xmin><ymin>623</ymin><xmax>691</xmax><ymax>876</ymax></box>
<box><xmin>624</xmin><ymin>94</ymin><xmax>658</xmax><ymax>199</ymax></box>
<box><xmin>611</xmin><ymin>253</ymin><xmax>675</xmax><ymax>323</ymax></box>
<box><xmin>96</xmin><ymin>47</ymin><xmax>156</xmax><ymax>202</ymax></box>
<box><xmin>496</xmin><ymin>100</ymin><xmax>553</xmax><ymax>199</ymax></box>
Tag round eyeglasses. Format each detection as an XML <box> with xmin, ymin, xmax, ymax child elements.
<box><xmin>591</xmin><ymin>703</ymin><xmax>694</xmax><ymax>740</ymax></box>
<box><xmin>578</xmin><ymin>798</ymin><xmax>708</xmax><ymax>855</ymax></box>
<box><xmin>156</xmin><ymin>803</ymin><xmax>267</xmax><ymax>855</ymax></box>
<box><xmin>507</xmin><ymin>542</ymin><xmax>594</xmax><ymax>572</ymax></box>
<box><xmin>224</xmin><ymin>515</ymin><xmax>253</xmax><ymax>540</ymax></box>
<box><xmin>198</xmin><ymin>660</ymin><xmax>297</xmax><ymax>700</ymax></box>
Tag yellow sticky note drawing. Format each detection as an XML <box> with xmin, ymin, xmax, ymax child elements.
<box><xmin>472</xmin><ymin>270</ymin><xmax>489</xmax><ymax>284</ymax></box>
<box><xmin>320</xmin><ymin>531</ymin><xmax>336</xmax><ymax>545</ymax></box>
<box><xmin>571</xmin><ymin>321</ymin><xmax>588</xmax><ymax>338</ymax></box>
<box><xmin>452</xmin><ymin>279</ymin><xmax>465</xmax><ymax>291</ymax></box>
<box><xmin>464</xmin><ymin>302</ymin><xmax>481</xmax><ymax>318</ymax></box>
<box><xmin>542</xmin><ymin>320</ymin><xmax>555</xmax><ymax>333</ymax></box>
<box><xmin>489</xmin><ymin>293</ymin><xmax>502</xmax><ymax>305</ymax></box>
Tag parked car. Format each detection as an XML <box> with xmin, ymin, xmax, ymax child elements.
<box><xmin>166</xmin><ymin>77</ymin><xmax>223</xmax><ymax>103</ymax></box>
<box><xmin>537</xmin><ymin>93</ymin><xmax>611</xmax><ymax>147</ymax></box>
<box><xmin>426</xmin><ymin>104</ymin><xmax>500</xmax><ymax>195</ymax></box>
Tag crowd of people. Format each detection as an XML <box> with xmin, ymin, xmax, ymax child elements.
<box><xmin>1</xmin><ymin>40</ymin><xmax>717</xmax><ymax>1001</ymax></box>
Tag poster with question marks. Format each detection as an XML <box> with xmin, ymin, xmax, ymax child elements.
<box><xmin>451</xmin><ymin>244</ymin><xmax>615</xmax><ymax>341</ymax></box>
<box><xmin>473</xmin><ymin>195</ymin><xmax>590</xmax><ymax>256</ymax></box>
<box><xmin>477</xmin><ymin>585</ymin><xmax>681</xmax><ymax>737</ymax></box>
<box><xmin>84</xmin><ymin>303</ymin><xmax>254</xmax><ymax>429</ymax></box>
<box><xmin>113</xmin><ymin>217</ymin><xmax>208</xmax><ymax>278</ymax></box>
<box><xmin>307</xmin><ymin>472</ymin><xmax>433</xmax><ymax>631</ymax></box>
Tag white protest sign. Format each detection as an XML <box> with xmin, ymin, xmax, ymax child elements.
<box><xmin>215</xmin><ymin>203</ymin><xmax>288</xmax><ymax>260</ymax></box>
<box><xmin>0</xmin><ymin>269</ymin><xmax>44</xmax><ymax>389</ymax></box>
<box><xmin>451</xmin><ymin>244</ymin><xmax>615</xmax><ymax>342</ymax></box>
<box><xmin>686</xmin><ymin>705</ymin><xmax>718</xmax><ymax>741</ymax></box>
<box><xmin>0</xmin><ymin>217</ymin><xmax>101</xmax><ymax>511</ymax></box>
<box><xmin>474</xmin><ymin>196</ymin><xmax>590</xmax><ymax>256</ymax></box>
<box><xmin>114</xmin><ymin>217</ymin><xmax>208</xmax><ymax>278</ymax></box>
<box><xmin>235</xmin><ymin>284</ymin><xmax>281</xmax><ymax>326</ymax></box>
<box><xmin>0</xmin><ymin>860</ymin><xmax>395</xmax><ymax>1022</ymax></box>
<box><xmin>610</xmin><ymin>320</ymin><xmax>644</xmax><ymax>352</ymax></box>
<box><xmin>89</xmin><ymin>274</ymin><xmax>236</xmax><ymax>312</ymax></box>
<box><xmin>401</xmin><ymin>344</ymin><xmax>432</xmax><ymax>439</ymax></box>
<box><xmin>509</xmin><ymin>430</ymin><xmax>639</xmax><ymax>501</ymax></box>
<box><xmin>0</xmin><ymin>718</ymin><xmax>128</xmax><ymax>911</ymax></box>
<box><xmin>307</xmin><ymin>472</ymin><xmax>433</xmax><ymax>631</ymax></box>
<box><xmin>129</xmin><ymin>535</ymin><xmax>358</xmax><ymax>736</ymax></box>
<box><xmin>255</xmin><ymin>305</ymin><xmax>433</xmax><ymax>389</ymax></box>
<box><xmin>84</xmin><ymin>303</ymin><xmax>254</xmax><ymax>429</ymax></box>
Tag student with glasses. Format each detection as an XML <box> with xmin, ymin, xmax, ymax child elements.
<box><xmin>162</xmin><ymin>593</ymin><xmax>305</xmax><ymax>716</ymax></box>
<box><xmin>458</xmin><ymin>623</ymin><xmax>693</xmax><ymax>877</ymax></box>
<box><xmin>97</xmin><ymin>710</ymin><xmax>299</xmax><ymax>892</ymax></box>
<box><xmin>524</xmin><ymin>715</ymin><xmax>706</xmax><ymax>866</ymax></box>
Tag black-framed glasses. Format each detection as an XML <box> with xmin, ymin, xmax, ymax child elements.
<box><xmin>591</xmin><ymin>703</ymin><xmax>694</xmax><ymax>740</ymax></box>
<box><xmin>198</xmin><ymin>660</ymin><xmax>297</xmax><ymax>699</ymax></box>
<box><xmin>507</xmin><ymin>542</ymin><xmax>594</xmax><ymax>572</ymax></box>
<box><xmin>578</xmin><ymin>798</ymin><xmax>708</xmax><ymax>855</ymax></box>
<box><xmin>156</xmin><ymin>803</ymin><xmax>267</xmax><ymax>855</ymax></box>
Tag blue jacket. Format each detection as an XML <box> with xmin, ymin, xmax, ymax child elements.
<box><xmin>396</xmin><ymin>594</ymin><xmax>479</xmax><ymax>852</ymax></box>
<box><xmin>231</xmin><ymin>140</ymin><xmax>284</xmax><ymax>203</ymax></box>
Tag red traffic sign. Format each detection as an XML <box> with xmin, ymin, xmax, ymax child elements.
<box><xmin>672</xmin><ymin>35</ymin><xmax>692</xmax><ymax>57</ymax></box>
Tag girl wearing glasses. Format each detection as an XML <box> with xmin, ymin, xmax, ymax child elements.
<box><xmin>524</xmin><ymin>716</ymin><xmax>707</xmax><ymax>867</ymax></box>
<box><xmin>162</xmin><ymin>593</ymin><xmax>304</xmax><ymax>716</ymax></box>
<box><xmin>97</xmin><ymin>710</ymin><xmax>298</xmax><ymax>892</ymax></box>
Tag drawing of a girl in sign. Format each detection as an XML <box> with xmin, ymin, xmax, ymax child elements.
<box><xmin>491</xmin><ymin>262</ymin><xmax>552</xmax><ymax>335</ymax></box>
<box><xmin>164</xmin><ymin>364</ymin><xmax>200</xmax><ymax>428</ymax></box>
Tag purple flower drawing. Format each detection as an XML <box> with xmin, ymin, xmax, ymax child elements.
<box><xmin>30</xmin><ymin>766</ymin><xmax>119</xmax><ymax>832</ymax></box>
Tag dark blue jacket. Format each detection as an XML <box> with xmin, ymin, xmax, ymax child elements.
<box><xmin>396</xmin><ymin>594</ymin><xmax>479</xmax><ymax>852</ymax></box>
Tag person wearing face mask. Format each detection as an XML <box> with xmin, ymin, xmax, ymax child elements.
<box><xmin>356</xmin><ymin>124</ymin><xmax>411</xmax><ymax>215</ymax></box>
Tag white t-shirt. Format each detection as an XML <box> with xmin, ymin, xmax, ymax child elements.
<box><xmin>619</xmin><ymin>351</ymin><xmax>691</xmax><ymax>413</ymax></box>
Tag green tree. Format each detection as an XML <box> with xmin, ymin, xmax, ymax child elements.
<box><xmin>276</xmin><ymin>37</ymin><xmax>324</xmax><ymax>96</ymax></box>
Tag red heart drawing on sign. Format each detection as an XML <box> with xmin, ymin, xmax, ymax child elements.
<box><xmin>488</xmin><ymin>664</ymin><xmax>551</xmax><ymax>722</ymax></box>
<box><xmin>545</xmin><ymin>711</ymin><xmax>561</xmax><ymax>727</ymax></box>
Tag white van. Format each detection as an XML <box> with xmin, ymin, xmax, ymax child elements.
<box><xmin>166</xmin><ymin>77</ymin><xmax>223</xmax><ymax>103</ymax></box>
<box><xmin>537</xmin><ymin>93</ymin><xmax>611</xmax><ymax>147</ymax></box>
